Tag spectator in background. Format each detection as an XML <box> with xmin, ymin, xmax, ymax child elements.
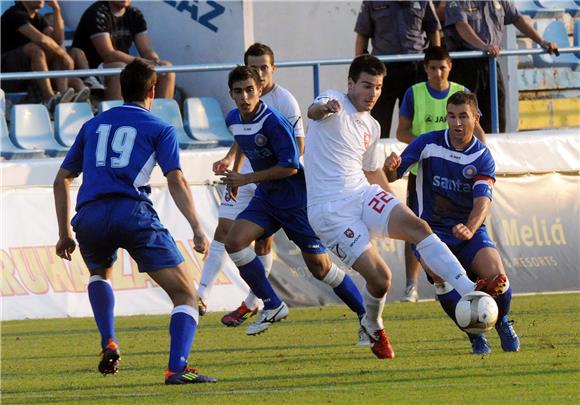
<box><xmin>71</xmin><ymin>0</ymin><xmax>175</xmax><ymax>100</ymax></box>
<box><xmin>354</xmin><ymin>1</ymin><xmax>441</xmax><ymax>138</ymax></box>
<box><xmin>444</xmin><ymin>0</ymin><xmax>558</xmax><ymax>133</ymax></box>
<box><xmin>396</xmin><ymin>46</ymin><xmax>486</xmax><ymax>303</ymax></box>
<box><xmin>1</xmin><ymin>0</ymin><xmax>75</xmax><ymax>111</ymax></box>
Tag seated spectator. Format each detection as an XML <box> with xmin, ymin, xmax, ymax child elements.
<box><xmin>1</xmin><ymin>0</ymin><xmax>75</xmax><ymax>111</ymax></box>
<box><xmin>71</xmin><ymin>0</ymin><xmax>175</xmax><ymax>100</ymax></box>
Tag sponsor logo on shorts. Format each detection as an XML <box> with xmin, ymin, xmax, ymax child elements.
<box><xmin>224</xmin><ymin>193</ymin><xmax>231</xmax><ymax>202</ymax></box>
<box><xmin>254</xmin><ymin>133</ymin><xmax>268</xmax><ymax>147</ymax></box>
<box><xmin>344</xmin><ymin>228</ymin><xmax>355</xmax><ymax>238</ymax></box>
<box><xmin>332</xmin><ymin>244</ymin><xmax>346</xmax><ymax>260</ymax></box>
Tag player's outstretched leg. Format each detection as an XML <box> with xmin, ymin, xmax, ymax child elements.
<box><xmin>88</xmin><ymin>274</ymin><xmax>121</xmax><ymax>374</ymax></box>
<box><xmin>435</xmin><ymin>282</ymin><xmax>491</xmax><ymax>354</ymax></box>
<box><xmin>228</xmin><ymin>247</ymin><xmax>288</xmax><ymax>335</ymax></box>
<box><xmin>320</xmin><ymin>263</ymin><xmax>368</xmax><ymax>346</ymax></box>
<box><xmin>222</xmin><ymin>253</ymin><xmax>272</xmax><ymax>327</ymax></box>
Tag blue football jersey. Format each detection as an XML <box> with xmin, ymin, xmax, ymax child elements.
<box><xmin>61</xmin><ymin>103</ymin><xmax>181</xmax><ymax>210</ymax></box>
<box><xmin>396</xmin><ymin>129</ymin><xmax>496</xmax><ymax>232</ymax></box>
<box><xmin>226</xmin><ymin>101</ymin><xmax>304</xmax><ymax>209</ymax></box>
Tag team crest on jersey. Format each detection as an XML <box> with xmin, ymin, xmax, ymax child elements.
<box><xmin>462</xmin><ymin>165</ymin><xmax>478</xmax><ymax>179</ymax></box>
<box><xmin>254</xmin><ymin>134</ymin><xmax>268</xmax><ymax>147</ymax></box>
<box><xmin>344</xmin><ymin>228</ymin><xmax>355</xmax><ymax>238</ymax></box>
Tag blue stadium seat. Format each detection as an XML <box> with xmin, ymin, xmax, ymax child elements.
<box><xmin>9</xmin><ymin>104</ymin><xmax>68</xmax><ymax>157</ymax></box>
<box><xmin>184</xmin><ymin>97</ymin><xmax>233</xmax><ymax>146</ymax></box>
<box><xmin>97</xmin><ymin>100</ymin><xmax>123</xmax><ymax>113</ymax></box>
<box><xmin>54</xmin><ymin>102</ymin><xmax>94</xmax><ymax>147</ymax></box>
<box><xmin>574</xmin><ymin>19</ymin><xmax>580</xmax><ymax>57</ymax></box>
<box><xmin>516</xmin><ymin>0</ymin><xmax>565</xmax><ymax>17</ymax></box>
<box><xmin>533</xmin><ymin>20</ymin><xmax>579</xmax><ymax>68</ymax></box>
<box><xmin>1</xmin><ymin>111</ymin><xmax>44</xmax><ymax>160</ymax></box>
<box><xmin>535</xmin><ymin>1</ymin><xmax>580</xmax><ymax>17</ymax></box>
<box><xmin>150</xmin><ymin>98</ymin><xmax>218</xmax><ymax>149</ymax></box>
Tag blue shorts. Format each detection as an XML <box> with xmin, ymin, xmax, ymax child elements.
<box><xmin>237</xmin><ymin>196</ymin><xmax>327</xmax><ymax>254</ymax></box>
<box><xmin>413</xmin><ymin>225</ymin><xmax>496</xmax><ymax>274</ymax></box>
<box><xmin>71</xmin><ymin>198</ymin><xmax>184</xmax><ymax>273</ymax></box>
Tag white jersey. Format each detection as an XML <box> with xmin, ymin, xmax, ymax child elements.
<box><xmin>304</xmin><ymin>89</ymin><xmax>381</xmax><ymax>206</ymax></box>
<box><xmin>240</xmin><ymin>83</ymin><xmax>304</xmax><ymax>174</ymax></box>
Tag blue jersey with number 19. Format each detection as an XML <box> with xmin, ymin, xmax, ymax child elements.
<box><xmin>61</xmin><ymin>103</ymin><xmax>181</xmax><ymax>211</ymax></box>
<box><xmin>396</xmin><ymin>129</ymin><xmax>496</xmax><ymax>234</ymax></box>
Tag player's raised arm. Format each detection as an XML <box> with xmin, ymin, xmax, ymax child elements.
<box><xmin>307</xmin><ymin>98</ymin><xmax>341</xmax><ymax>120</ymax></box>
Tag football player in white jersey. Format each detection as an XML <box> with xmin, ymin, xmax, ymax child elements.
<box><xmin>196</xmin><ymin>44</ymin><xmax>307</xmax><ymax>325</ymax></box>
<box><xmin>304</xmin><ymin>55</ymin><xmax>506</xmax><ymax>359</ymax></box>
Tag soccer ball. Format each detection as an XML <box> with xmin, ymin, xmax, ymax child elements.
<box><xmin>455</xmin><ymin>291</ymin><xmax>499</xmax><ymax>334</ymax></box>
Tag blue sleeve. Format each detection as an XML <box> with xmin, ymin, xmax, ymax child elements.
<box><xmin>267</xmin><ymin>115</ymin><xmax>300</xmax><ymax>169</ymax></box>
<box><xmin>472</xmin><ymin>149</ymin><xmax>496</xmax><ymax>200</ymax></box>
<box><xmin>399</xmin><ymin>88</ymin><xmax>414</xmax><ymax>119</ymax></box>
<box><xmin>61</xmin><ymin>126</ymin><xmax>85</xmax><ymax>174</ymax></box>
<box><xmin>396</xmin><ymin>134</ymin><xmax>430</xmax><ymax>177</ymax></box>
<box><xmin>155</xmin><ymin>126</ymin><xmax>181</xmax><ymax>175</ymax></box>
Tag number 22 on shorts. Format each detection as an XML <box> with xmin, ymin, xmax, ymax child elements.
<box><xmin>368</xmin><ymin>191</ymin><xmax>394</xmax><ymax>214</ymax></box>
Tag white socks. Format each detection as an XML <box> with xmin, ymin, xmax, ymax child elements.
<box><xmin>198</xmin><ymin>240</ymin><xmax>228</xmax><ymax>301</ymax></box>
<box><xmin>363</xmin><ymin>285</ymin><xmax>385</xmax><ymax>331</ymax></box>
<box><xmin>416</xmin><ymin>234</ymin><xmax>475</xmax><ymax>296</ymax></box>
<box><xmin>243</xmin><ymin>253</ymin><xmax>273</xmax><ymax>309</ymax></box>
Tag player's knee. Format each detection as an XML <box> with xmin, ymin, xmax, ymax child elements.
<box><xmin>406</xmin><ymin>217</ymin><xmax>432</xmax><ymax>244</ymax></box>
<box><xmin>254</xmin><ymin>239</ymin><xmax>271</xmax><ymax>256</ymax></box>
<box><xmin>213</xmin><ymin>223</ymin><xmax>230</xmax><ymax>243</ymax></box>
<box><xmin>24</xmin><ymin>43</ymin><xmax>45</xmax><ymax>60</ymax></box>
<box><xmin>224</xmin><ymin>235</ymin><xmax>248</xmax><ymax>254</ymax></box>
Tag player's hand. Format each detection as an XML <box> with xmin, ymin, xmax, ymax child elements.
<box><xmin>219</xmin><ymin>169</ymin><xmax>248</xmax><ymax>187</ymax></box>
<box><xmin>56</xmin><ymin>236</ymin><xmax>76</xmax><ymax>261</ymax></box>
<box><xmin>383</xmin><ymin>152</ymin><xmax>401</xmax><ymax>173</ymax></box>
<box><xmin>540</xmin><ymin>40</ymin><xmax>559</xmax><ymax>56</ymax></box>
<box><xmin>192</xmin><ymin>230</ymin><xmax>209</xmax><ymax>260</ymax></box>
<box><xmin>322</xmin><ymin>99</ymin><xmax>341</xmax><ymax>114</ymax></box>
<box><xmin>213</xmin><ymin>157</ymin><xmax>231</xmax><ymax>174</ymax></box>
<box><xmin>226</xmin><ymin>185</ymin><xmax>238</xmax><ymax>201</ymax></box>
<box><xmin>452</xmin><ymin>223</ymin><xmax>474</xmax><ymax>241</ymax></box>
<box><xmin>484</xmin><ymin>44</ymin><xmax>501</xmax><ymax>58</ymax></box>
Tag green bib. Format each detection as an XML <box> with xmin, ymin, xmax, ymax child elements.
<box><xmin>408</xmin><ymin>81</ymin><xmax>464</xmax><ymax>175</ymax></box>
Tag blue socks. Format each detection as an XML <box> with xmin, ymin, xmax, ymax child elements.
<box><xmin>238</xmin><ymin>256</ymin><xmax>282</xmax><ymax>310</ymax></box>
<box><xmin>436</xmin><ymin>288</ymin><xmax>462</xmax><ymax>326</ymax></box>
<box><xmin>168</xmin><ymin>305</ymin><xmax>198</xmax><ymax>373</ymax></box>
<box><xmin>333</xmin><ymin>275</ymin><xmax>365</xmax><ymax>318</ymax></box>
<box><xmin>495</xmin><ymin>286</ymin><xmax>512</xmax><ymax>320</ymax></box>
<box><xmin>88</xmin><ymin>276</ymin><xmax>116</xmax><ymax>349</ymax></box>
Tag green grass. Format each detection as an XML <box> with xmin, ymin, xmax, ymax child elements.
<box><xmin>2</xmin><ymin>293</ymin><xmax>580</xmax><ymax>404</ymax></box>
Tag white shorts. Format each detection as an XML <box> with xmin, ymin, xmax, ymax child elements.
<box><xmin>218</xmin><ymin>183</ymin><xmax>257</xmax><ymax>221</ymax></box>
<box><xmin>307</xmin><ymin>184</ymin><xmax>400</xmax><ymax>267</ymax></box>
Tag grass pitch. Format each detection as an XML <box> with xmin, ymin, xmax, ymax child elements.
<box><xmin>2</xmin><ymin>293</ymin><xmax>579</xmax><ymax>404</ymax></box>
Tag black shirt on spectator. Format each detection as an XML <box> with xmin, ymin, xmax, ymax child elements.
<box><xmin>72</xmin><ymin>1</ymin><xmax>147</xmax><ymax>68</ymax></box>
<box><xmin>1</xmin><ymin>3</ymin><xmax>48</xmax><ymax>54</ymax></box>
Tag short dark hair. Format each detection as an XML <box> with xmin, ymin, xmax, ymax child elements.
<box><xmin>120</xmin><ymin>59</ymin><xmax>157</xmax><ymax>102</ymax></box>
<box><xmin>424</xmin><ymin>46</ymin><xmax>451</xmax><ymax>65</ymax></box>
<box><xmin>228</xmin><ymin>65</ymin><xmax>261</xmax><ymax>90</ymax></box>
<box><xmin>447</xmin><ymin>91</ymin><xmax>478</xmax><ymax>113</ymax></box>
<box><xmin>348</xmin><ymin>54</ymin><xmax>386</xmax><ymax>83</ymax></box>
<box><xmin>244</xmin><ymin>43</ymin><xmax>275</xmax><ymax>65</ymax></box>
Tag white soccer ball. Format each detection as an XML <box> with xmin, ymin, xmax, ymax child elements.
<box><xmin>455</xmin><ymin>291</ymin><xmax>499</xmax><ymax>334</ymax></box>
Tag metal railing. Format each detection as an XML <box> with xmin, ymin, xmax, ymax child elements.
<box><xmin>1</xmin><ymin>47</ymin><xmax>579</xmax><ymax>133</ymax></box>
